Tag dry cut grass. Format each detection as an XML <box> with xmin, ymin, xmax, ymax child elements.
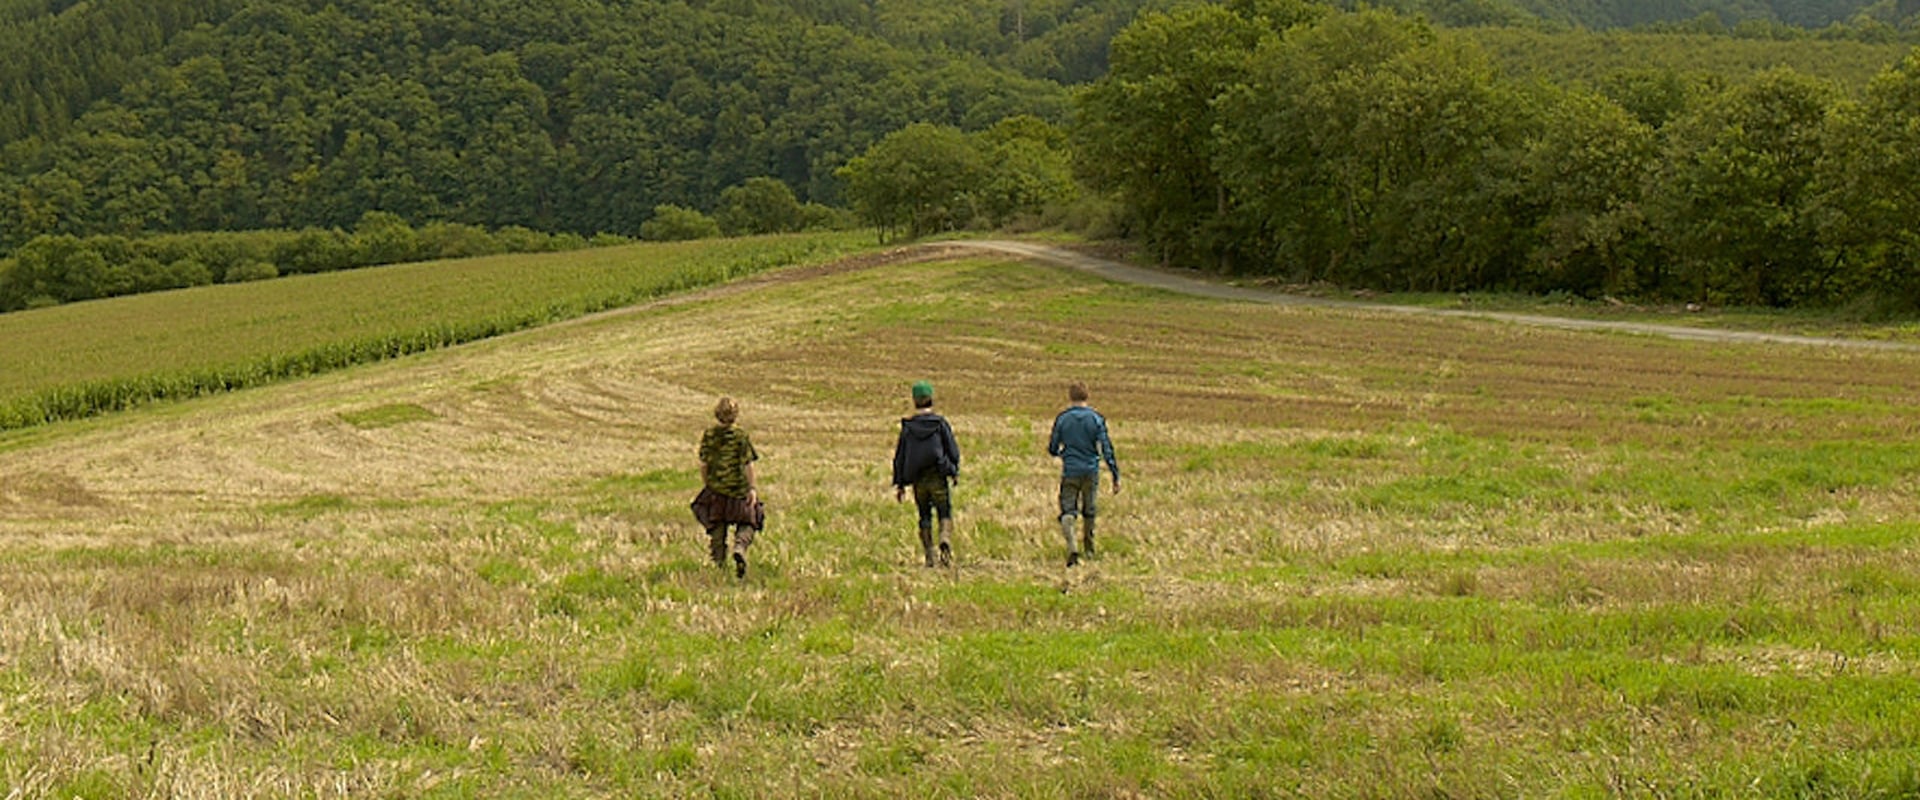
<box><xmin>5</xmin><ymin>252</ymin><xmax>1920</xmax><ymax>797</ymax></box>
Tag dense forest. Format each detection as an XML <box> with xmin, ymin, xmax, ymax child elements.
<box><xmin>2</xmin><ymin>0</ymin><xmax>1920</xmax><ymax>311</ymax></box>
<box><xmin>1075</xmin><ymin>1</ymin><xmax>1920</xmax><ymax>307</ymax></box>
<box><xmin>0</xmin><ymin>0</ymin><xmax>1156</xmax><ymax>258</ymax></box>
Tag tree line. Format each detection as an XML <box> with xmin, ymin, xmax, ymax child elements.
<box><xmin>1074</xmin><ymin>1</ymin><xmax>1920</xmax><ymax>308</ymax></box>
<box><xmin>0</xmin><ymin>212</ymin><xmax>611</xmax><ymax>311</ymax></box>
<box><xmin>0</xmin><ymin>170</ymin><xmax>883</xmax><ymax>311</ymax></box>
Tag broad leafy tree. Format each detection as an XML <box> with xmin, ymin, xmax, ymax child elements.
<box><xmin>837</xmin><ymin>123</ymin><xmax>987</xmax><ymax>241</ymax></box>
<box><xmin>716</xmin><ymin>177</ymin><xmax>807</xmax><ymax>236</ymax></box>
<box><xmin>640</xmin><ymin>204</ymin><xmax>721</xmax><ymax>242</ymax></box>
<box><xmin>1653</xmin><ymin>68</ymin><xmax>1839</xmax><ymax>305</ymax></box>
<box><xmin>1818</xmin><ymin>48</ymin><xmax>1920</xmax><ymax>306</ymax></box>
<box><xmin>1521</xmin><ymin>89</ymin><xmax>1659</xmax><ymax>296</ymax></box>
<box><xmin>1073</xmin><ymin>2</ymin><xmax>1297</xmax><ymax>269</ymax></box>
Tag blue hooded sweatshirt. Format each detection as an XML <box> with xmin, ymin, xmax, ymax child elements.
<box><xmin>1048</xmin><ymin>405</ymin><xmax>1118</xmax><ymax>479</ymax></box>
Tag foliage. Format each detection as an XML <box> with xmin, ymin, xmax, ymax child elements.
<box><xmin>0</xmin><ymin>0</ymin><xmax>243</xmax><ymax>145</ymax></box>
<box><xmin>975</xmin><ymin>119</ymin><xmax>1080</xmax><ymax>227</ymax></box>
<box><xmin>1463</xmin><ymin>27</ymin><xmax>1913</xmax><ymax>89</ymax></box>
<box><xmin>640</xmin><ymin>205</ymin><xmax>723</xmax><ymax>242</ymax></box>
<box><xmin>0</xmin><ymin>0</ymin><xmax>1096</xmax><ymax>253</ymax></box>
<box><xmin>1074</xmin><ymin>1</ymin><xmax>1309</xmax><ymax>268</ymax></box>
<box><xmin>1217</xmin><ymin>10</ymin><xmax>1540</xmax><ymax>287</ymax></box>
<box><xmin>837</xmin><ymin>115</ymin><xmax>1077</xmax><ymax>240</ymax></box>
<box><xmin>1519</xmin><ymin>88</ymin><xmax>1659</xmax><ymax>295</ymax></box>
<box><xmin>1816</xmin><ymin>48</ymin><xmax>1920</xmax><ymax>307</ymax></box>
<box><xmin>1651</xmin><ymin>68</ymin><xmax>1841</xmax><ymax>305</ymax></box>
<box><xmin>715</xmin><ymin>177</ymin><xmax>809</xmax><ymax>236</ymax></box>
<box><xmin>838</xmin><ymin>123</ymin><xmax>987</xmax><ymax>240</ymax></box>
<box><xmin>0</xmin><ymin>218</ymin><xmax>599</xmax><ymax>311</ymax></box>
<box><xmin>1076</xmin><ymin>4</ymin><xmax>1920</xmax><ymax>307</ymax></box>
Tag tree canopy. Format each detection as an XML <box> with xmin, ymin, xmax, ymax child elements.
<box><xmin>0</xmin><ymin>0</ymin><xmax>1134</xmax><ymax>253</ymax></box>
<box><xmin>1075</xmin><ymin>3</ymin><xmax>1920</xmax><ymax>308</ymax></box>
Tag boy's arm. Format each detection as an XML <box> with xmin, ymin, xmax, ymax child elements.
<box><xmin>1100</xmin><ymin>418</ymin><xmax>1120</xmax><ymax>489</ymax></box>
<box><xmin>943</xmin><ymin>420</ymin><xmax>961</xmax><ymax>476</ymax></box>
<box><xmin>891</xmin><ymin>429</ymin><xmax>908</xmax><ymax>487</ymax></box>
<box><xmin>891</xmin><ymin>428</ymin><xmax>909</xmax><ymax>502</ymax></box>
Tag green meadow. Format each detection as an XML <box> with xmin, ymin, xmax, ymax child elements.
<box><xmin>3</xmin><ymin>247</ymin><xmax>1920</xmax><ymax>797</ymax></box>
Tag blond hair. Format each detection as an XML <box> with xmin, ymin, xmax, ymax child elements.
<box><xmin>714</xmin><ymin>396</ymin><xmax>740</xmax><ymax>425</ymax></box>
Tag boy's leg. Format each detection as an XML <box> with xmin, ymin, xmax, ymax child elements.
<box><xmin>1079</xmin><ymin>479</ymin><xmax>1099</xmax><ymax>557</ymax></box>
<box><xmin>732</xmin><ymin>524</ymin><xmax>754</xmax><ymax>578</ymax></box>
<box><xmin>913</xmin><ymin>478</ymin><xmax>938</xmax><ymax>567</ymax></box>
<box><xmin>934</xmin><ymin>480</ymin><xmax>954</xmax><ymax>567</ymax></box>
<box><xmin>706</xmin><ymin>525</ymin><xmax>728</xmax><ymax>566</ymax></box>
<box><xmin>1059</xmin><ymin>476</ymin><xmax>1085</xmax><ymax>566</ymax></box>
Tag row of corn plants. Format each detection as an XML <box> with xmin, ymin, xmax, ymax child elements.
<box><xmin>0</xmin><ymin>232</ymin><xmax>873</xmax><ymax>432</ymax></box>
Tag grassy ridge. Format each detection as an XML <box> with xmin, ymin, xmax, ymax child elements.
<box><xmin>0</xmin><ymin>232</ymin><xmax>871</xmax><ymax>431</ymax></box>
<box><xmin>7</xmin><ymin>255</ymin><xmax>1920</xmax><ymax>794</ymax></box>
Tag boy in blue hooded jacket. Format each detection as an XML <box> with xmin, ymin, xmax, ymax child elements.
<box><xmin>1048</xmin><ymin>382</ymin><xmax>1119</xmax><ymax>567</ymax></box>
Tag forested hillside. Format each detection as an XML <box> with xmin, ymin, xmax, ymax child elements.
<box><xmin>0</xmin><ymin>0</ymin><xmax>1152</xmax><ymax>254</ymax></box>
<box><xmin>0</xmin><ymin>0</ymin><xmax>243</xmax><ymax>146</ymax></box>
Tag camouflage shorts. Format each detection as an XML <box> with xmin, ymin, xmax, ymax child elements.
<box><xmin>912</xmin><ymin>473</ymin><xmax>952</xmax><ymax>529</ymax></box>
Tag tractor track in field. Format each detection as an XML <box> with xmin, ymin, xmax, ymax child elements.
<box><xmin>947</xmin><ymin>240</ymin><xmax>1920</xmax><ymax>353</ymax></box>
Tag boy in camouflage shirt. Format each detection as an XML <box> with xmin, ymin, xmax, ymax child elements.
<box><xmin>693</xmin><ymin>396</ymin><xmax>762</xmax><ymax>578</ymax></box>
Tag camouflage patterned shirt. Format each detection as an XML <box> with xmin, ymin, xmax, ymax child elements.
<box><xmin>699</xmin><ymin>424</ymin><xmax>758</xmax><ymax>498</ymax></box>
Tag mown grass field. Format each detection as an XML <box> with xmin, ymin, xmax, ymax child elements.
<box><xmin>0</xmin><ymin>232</ymin><xmax>870</xmax><ymax>431</ymax></box>
<box><xmin>5</xmin><ymin>250</ymin><xmax>1920</xmax><ymax>797</ymax></box>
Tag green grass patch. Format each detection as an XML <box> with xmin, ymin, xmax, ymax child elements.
<box><xmin>338</xmin><ymin>403</ymin><xmax>437</xmax><ymax>429</ymax></box>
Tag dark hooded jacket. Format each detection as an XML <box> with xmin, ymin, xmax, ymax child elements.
<box><xmin>892</xmin><ymin>412</ymin><xmax>960</xmax><ymax>487</ymax></box>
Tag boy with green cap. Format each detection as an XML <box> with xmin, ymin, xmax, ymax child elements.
<box><xmin>892</xmin><ymin>380</ymin><xmax>961</xmax><ymax>567</ymax></box>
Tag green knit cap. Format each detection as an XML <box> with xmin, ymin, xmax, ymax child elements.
<box><xmin>911</xmin><ymin>380</ymin><xmax>934</xmax><ymax>403</ymax></box>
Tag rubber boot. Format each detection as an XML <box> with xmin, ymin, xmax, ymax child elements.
<box><xmin>918</xmin><ymin>527</ymin><xmax>937</xmax><ymax>567</ymax></box>
<box><xmin>707</xmin><ymin>527</ymin><xmax>728</xmax><ymax>566</ymax></box>
<box><xmin>937</xmin><ymin>518</ymin><xmax>953</xmax><ymax>567</ymax></box>
<box><xmin>1081</xmin><ymin>516</ymin><xmax>1096</xmax><ymax>558</ymax></box>
<box><xmin>1060</xmin><ymin>513</ymin><xmax>1079</xmax><ymax>567</ymax></box>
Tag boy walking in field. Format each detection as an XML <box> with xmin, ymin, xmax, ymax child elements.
<box><xmin>693</xmin><ymin>396</ymin><xmax>763</xmax><ymax>579</ymax></box>
<box><xmin>1049</xmin><ymin>382</ymin><xmax>1119</xmax><ymax>567</ymax></box>
<box><xmin>892</xmin><ymin>381</ymin><xmax>961</xmax><ymax>567</ymax></box>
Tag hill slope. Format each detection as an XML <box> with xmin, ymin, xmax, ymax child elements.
<box><xmin>7</xmin><ymin>249</ymin><xmax>1920</xmax><ymax>794</ymax></box>
<box><xmin>0</xmin><ymin>0</ymin><xmax>1113</xmax><ymax>251</ymax></box>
